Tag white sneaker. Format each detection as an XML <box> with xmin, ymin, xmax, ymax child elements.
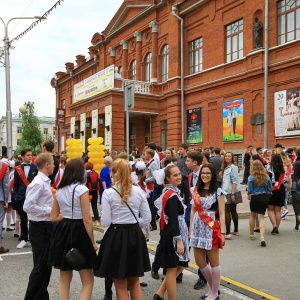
<box><xmin>16</xmin><ymin>240</ymin><xmax>27</xmax><ymax>249</ymax></box>
<box><xmin>281</xmin><ymin>209</ymin><xmax>288</xmax><ymax>218</ymax></box>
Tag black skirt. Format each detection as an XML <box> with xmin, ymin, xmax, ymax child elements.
<box><xmin>250</xmin><ymin>194</ymin><xmax>269</xmax><ymax>215</ymax></box>
<box><xmin>47</xmin><ymin>218</ymin><xmax>97</xmax><ymax>271</ymax></box>
<box><xmin>159</xmin><ymin>225</ymin><xmax>189</xmax><ymax>269</ymax></box>
<box><xmin>94</xmin><ymin>223</ymin><xmax>151</xmax><ymax>279</ymax></box>
<box><xmin>268</xmin><ymin>184</ymin><xmax>285</xmax><ymax>207</ymax></box>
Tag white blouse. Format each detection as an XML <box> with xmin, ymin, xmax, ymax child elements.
<box><xmin>56</xmin><ymin>183</ymin><xmax>89</xmax><ymax>219</ymax></box>
<box><xmin>101</xmin><ymin>184</ymin><xmax>151</xmax><ymax>228</ymax></box>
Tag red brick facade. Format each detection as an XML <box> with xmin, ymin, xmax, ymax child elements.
<box><xmin>51</xmin><ymin>0</ymin><xmax>300</xmax><ymax>154</ymax></box>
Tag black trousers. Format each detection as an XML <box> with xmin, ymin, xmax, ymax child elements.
<box><xmin>90</xmin><ymin>191</ymin><xmax>100</xmax><ymax>221</ymax></box>
<box><xmin>17</xmin><ymin>201</ymin><xmax>28</xmax><ymax>242</ymax></box>
<box><xmin>24</xmin><ymin>221</ymin><xmax>53</xmax><ymax>300</ymax></box>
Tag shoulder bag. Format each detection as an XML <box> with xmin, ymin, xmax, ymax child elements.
<box><xmin>65</xmin><ymin>184</ymin><xmax>88</xmax><ymax>271</ymax></box>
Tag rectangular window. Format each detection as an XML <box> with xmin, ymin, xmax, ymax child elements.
<box><xmin>278</xmin><ymin>0</ymin><xmax>300</xmax><ymax>45</ymax></box>
<box><xmin>44</xmin><ymin>128</ymin><xmax>48</xmax><ymax>135</ymax></box>
<box><xmin>17</xmin><ymin>127</ymin><xmax>22</xmax><ymax>134</ymax></box>
<box><xmin>61</xmin><ymin>99</ymin><xmax>65</xmax><ymax>109</ymax></box>
<box><xmin>189</xmin><ymin>38</ymin><xmax>203</xmax><ymax>74</ymax></box>
<box><xmin>226</xmin><ymin>19</ymin><xmax>243</xmax><ymax>63</ymax></box>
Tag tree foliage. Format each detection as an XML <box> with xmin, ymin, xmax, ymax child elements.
<box><xmin>16</xmin><ymin>101</ymin><xmax>44</xmax><ymax>155</ymax></box>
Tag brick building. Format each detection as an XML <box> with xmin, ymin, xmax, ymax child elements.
<box><xmin>51</xmin><ymin>0</ymin><xmax>300</xmax><ymax>157</ymax></box>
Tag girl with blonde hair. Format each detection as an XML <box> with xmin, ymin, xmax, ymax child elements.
<box><xmin>247</xmin><ymin>160</ymin><xmax>272</xmax><ymax>246</ymax></box>
<box><xmin>95</xmin><ymin>159</ymin><xmax>151</xmax><ymax>300</ymax></box>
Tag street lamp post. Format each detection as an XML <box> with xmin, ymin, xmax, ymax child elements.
<box><xmin>0</xmin><ymin>16</ymin><xmax>44</xmax><ymax>157</ymax></box>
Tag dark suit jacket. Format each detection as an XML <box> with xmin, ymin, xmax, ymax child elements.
<box><xmin>12</xmin><ymin>164</ymin><xmax>38</xmax><ymax>203</ymax></box>
<box><xmin>210</xmin><ymin>155</ymin><xmax>223</xmax><ymax>183</ymax></box>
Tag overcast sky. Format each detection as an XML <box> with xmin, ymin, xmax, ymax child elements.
<box><xmin>0</xmin><ymin>0</ymin><xmax>123</xmax><ymax>118</ymax></box>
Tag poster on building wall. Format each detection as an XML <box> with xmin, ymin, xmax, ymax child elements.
<box><xmin>187</xmin><ymin>108</ymin><xmax>202</xmax><ymax>144</ymax></box>
<box><xmin>274</xmin><ymin>87</ymin><xmax>300</xmax><ymax>137</ymax></box>
<box><xmin>73</xmin><ymin>65</ymin><xmax>115</xmax><ymax>103</ymax></box>
<box><xmin>222</xmin><ymin>99</ymin><xmax>244</xmax><ymax>142</ymax></box>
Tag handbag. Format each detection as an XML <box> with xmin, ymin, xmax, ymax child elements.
<box><xmin>226</xmin><ymin>191</ymin><xmax>243</xmax><ymax>204</ymax></box>
<box><xmin>64</xmin><ymin>184</ymin><xmax>87</xmax><ymax>271</ymax></box>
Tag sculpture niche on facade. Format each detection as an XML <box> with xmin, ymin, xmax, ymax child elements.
<box><xmin>253</xmin><ymin>17</ymin><xmax>263</xmax><ymax>49</ymax></box>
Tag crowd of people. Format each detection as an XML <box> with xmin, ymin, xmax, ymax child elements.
<box><xmin>0</xmin><ymin>140</ymin><xmax>299</xmax><ymax>299</ymax></box>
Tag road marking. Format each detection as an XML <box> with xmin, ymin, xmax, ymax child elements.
<box><xmin>0</xmin><ymin>251</ymin><xmax>32</xmax><ymax>261</ymax></box>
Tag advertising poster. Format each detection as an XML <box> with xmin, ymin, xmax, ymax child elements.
<box><xmin>274</xmin><ymin>87</ymin><xmax>300</xmax><ymax>137</ymax></box>
<box><xmin>73</xmin><ymin>65</ymin><xmax>115</xmax><ymax>103</ymax></box>
<box><xmin>222</xmin><ymin>99</ymin><xmax>244</xmax><ymax>142</ymax></box>
<box><xmin>187</xmin><ymin>108</ymin><xmax>202</xmax><ymax>144</ymax></box>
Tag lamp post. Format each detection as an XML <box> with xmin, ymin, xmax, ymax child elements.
<box><xmin>0</xmin><ymin>16</ymin><xmax>45</xmax><ymax>157</ymax></box>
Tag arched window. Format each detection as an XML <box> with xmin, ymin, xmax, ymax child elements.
<box><xmin>119</xmin><ymin>66</ymin><xmax>123</xmax><ymax>77</ymax></box>
<box><xmin>144</xmin><ymin>53</ymin><xmax>152</xmax><ymax>82</ymax></box>
<box><xmin>161</xmin><ymin>45</ymin><xmax>169</xmax><ymax>82</ymax></box>
<box><xmin>130</xmin><ymin>60</ymin><xmax>136</xmax><ymax>80</ymax></box>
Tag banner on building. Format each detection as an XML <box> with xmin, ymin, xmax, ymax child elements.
<box><xmin>104</xmin><ymin>105</ymin><xmax>112</xmax><ymax>151</ymax></box>
<box><xmin>91</xmin><ymin>109</ymin><xmax>98</xmax><ymax>138</ymax></box>
<box><xmin>222</xmin><ymin>99</ymin><xmax>244</xmax><ymax>142</ymax></box>
<box><xmin>274</xmin><ymin>88</ymin><xmax>300</xmax><ymax>137</ymax></box>
<box><xmin>73</xmin><ymin>65</ymin><xmax>115</xmax><ymax>103</ymax></box>
<box><xmin>187</xmin><ymin>108</ymin><xmax>202</xmax><ymax>144</ymax></box>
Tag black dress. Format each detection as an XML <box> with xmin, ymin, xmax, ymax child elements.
<box><xmin>159</xmin><ymin>195</ymin><xmax>189</xmax><ymax>269</ymax></box>
<box><xmin>268</xmin><ymin>171</ymin><xmax>285</xmax><ymax>207</ymax></box>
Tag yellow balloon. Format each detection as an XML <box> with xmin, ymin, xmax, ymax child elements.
<box><xmin>98</xmin><ymin>137</ymin><xmax>104</xmax><ymax>144</ymax></box>
<box><xmin>99</xmin><ymin>145</ymin><xmax>105</xmax><ymax>151</ymax></box>
<box><xmin>66</xmin><ymin>139</ymin><xmax>72</xmax><ymax>146</ymax></box>
<box><xmin>99</xmin><ymin>158</ymin><xmax>104</xmax><ymax>164</ymax></box>
<box><xmin>99</xmin><ymin>151</ymin><xmax>105</xmax><ymax>158</ymax></box>
<box><xmin>88</xmin><ymin>138</ymin><xmax>94</xmax><ymax>145</ymax></box>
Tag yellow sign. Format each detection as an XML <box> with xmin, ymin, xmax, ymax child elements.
<box><xmin>73</xmin><ymin>65</ymin><xmax>115</xmax><ymax>103</ymax></box>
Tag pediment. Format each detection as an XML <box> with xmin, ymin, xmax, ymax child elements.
<box><xmin>104</xmin><ymin>1</ymin><xmax>155</xmax><ymax>36</ymax></box>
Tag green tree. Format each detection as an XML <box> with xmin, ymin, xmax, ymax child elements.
<box><xmin>16</xmin><ymin>101</ymin><xmax>44</xmax><ymax>155</ymax></box>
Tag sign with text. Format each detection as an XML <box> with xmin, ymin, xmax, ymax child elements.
<box><xmin>73</xmin><ymin>65</ymin><xmax>115</xmax><ymax>103</ymax></box>
<box><xmin>222</xmin><ymin>99</ymin><xmax>244</xmax><ymax>142</ymax></box>
<box><xmin>187</xmin><ymin>108</ymin><xmax>202</xmax><ymax>144</ymax></box>
<box><xmin>274</xmin><ymin>87</ymin><xmax>300</xmax><ymax>137</ymax></box>
<box><xmin>56</xmin><ymin>108</ymin><xmax>65</xmax><ymax>126</ymax></box>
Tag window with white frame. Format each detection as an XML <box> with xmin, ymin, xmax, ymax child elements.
<box><xmin>17</xmin><ymin>127</ymin><xmax>22</xmax><ymax>134</ymax></box>
<box><xmin>278</xmin><ymin>0</ymin><xmax>300</xmax><ymax>45</ymax></box>
<box><xmin>44</xmin><ymin>128</ymin><xmax>48</xmax><ymax>135</ymax></box>
<box><xmin>144</xmin><ymin>53</ymin><xmax>152</xmax><ymax>82</ymax></box>
<box><xmin>161</xmin><ymin>45</ymin><xmax>169</xmax><ymax>81</ymax></box>
<box><xmin>189</xmin><ymin>38</ymin><xmax>203</xmax><ymax>74</ymax></box>
<box><xmin>130</xmin><ymin>60</ymin><xmax>136</xmax><ymax>80</ymax></box>
<box><xmin>226</xmin><ymin>19</ymin><xmax>243</xmax><ymax>63</ymax></box>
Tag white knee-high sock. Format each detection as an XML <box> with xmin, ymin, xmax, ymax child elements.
<box><xmin>6</xmin><ymin>212</ymin><xmax>12</xmax><ymax>228</ymax></box>
<box><xmin>206</xmin><ymin>266</ymin><xmax>221</xmax><ymax>300</ymax></box>
<box><xmin>12</xmin><ymin>210</ymin><xmax>16</xmax><ymax>223</ymax></box>
<box><xmin>199</xmin><ymin>264</ymin><xmax>212</xmax><ymax>288</ymax></box>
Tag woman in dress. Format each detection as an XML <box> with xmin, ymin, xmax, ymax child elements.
<box><xmin>267</xmin><ymin>154</ymin><xmax>285</xmax><ymax>234</ymax></box>
<box><xmin>48</xmin><ymin>158</ymin><xmax>98</xmax><ymax>300</ymax></box>
<box><xmin>190</xmin><ymin>163</ymin><xmax>225</xmax><ymax>300</ymax></box>
<box><xmin>290</xmin><ymin>161</ymin><xmax>300</xmax><ymax>231</ymax></box>
<box><xmin>95</xmin><ymin>159</ymin><xmax>151</xmax><ymax>300</ymax></box>
<box><xmin>247</xmin><ymin>160</ymin><xmax>272</xmax><ymax>246</ymax></box>
<box><xmin>221</xmin><ymin>152</ymin><xmax>241</xmax><ymax>239</ymax></box>
<box><xmin>153</xmin><ymin>165</ymin><xmax>189</xmax><ymax>300</ymax></box>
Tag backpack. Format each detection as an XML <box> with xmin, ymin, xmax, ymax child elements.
<box><xmin>87</xmin><ymin>171</ymin><xmax>100</xmax><ymax>191</ymax></box>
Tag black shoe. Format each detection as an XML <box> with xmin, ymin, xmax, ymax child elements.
<box><xmin>151</xmin><ymin>226</ymin><xmax>157</xmax><ymax>231</ymax></box>
<box><xmin>102</xmin><ymin>294</ymin><xmax>112</xmax><ymax>300</ymax></box>
<box><xmin>151</xmin><ymin>271</ymin><xmax>160</xmax><ymax>280</ymax></box>
<box><xmin>96</xmin><ymin>239</ymin><xmax>102</xmax><ymax>244</ymax></box>
<box><xmin>176</xmin><ymin>278</ymin><xmax>182</xmax><ymax>283</ymax></box>
<box><xmin>271</xmin><ymin>227</ymin><xmax>277</xmax><ymax>235</ymax></box>
<box><xmin>194</xmin><ymin>278</ymin><xmax>207</xmax><ymax>290</ymax></box>
<box><xmin>14</xmin><ymin>234</ymin><xmax>19</xmax><ymax>238</ymax></box>
<box><xmin>254</xmin><ymin>228</ymin><xmax>260</xmax><ymax>233</ymax></box>
<box><xmin>10</xmin><ymin>223</ymin><xmax>15</xmax><ymax>226</ymax></box>
<box><xmin>275</xmin><ymin>228</ymin><xmax>279</xmax><ymax>234</ymax></box>
<box><xmin>200</xmin><ymin>291</ymin><xmax>220</xmax><ymax>299</ymax></box>
<box><xmin>153</xmin><ymin>294</ymin><xmax>164</xmax><ymax>300</ymax></box>
<box><xmin>6</xmin><ymin>228</ymin><xmax>14</xmax><ymax>231</ymax></box>
<box><xmin>261</xmin><ymin>240</ymin><xmax>266</xmax><ymax>247</ymax></box>
<box><xmin>140</xmin><ymin>281</ymin><xmax>147</xmax><ymax>287</ymax></box>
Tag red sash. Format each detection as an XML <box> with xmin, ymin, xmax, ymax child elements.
<box><xmin>147</xmin><ymin>182</ymin><xmax>154</xmax><ymax>191</ymax></box>
<box><xmin>192</xmin><ymin>187</ymin><xmax>223</xmax><ymax>249</ymax></box>
<box><xmin>160</xmin><ymin>190</ymin><xmax>177</xmax><ymax>230</ymax></box>
<box><xmin>272</xmin><ymin>172</ymin><xmax>284</xmax><ymax>191</ymax></box>
<box><xmin>51</xmin><ymin>169</ymin><xmax>60</xmax><ymax>188</ymax></box>
<box><xmin>15</xmin><ymin>165</ymin><xmax>30</xmax><ymax>187</ymax></box>
<box><xmin>0</xmin><ymin>162</ymin><xmax>8</xmax><ymax>180</ymax></box>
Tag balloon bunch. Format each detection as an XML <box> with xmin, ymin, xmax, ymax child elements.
<box><xmin>66</xmin><ymin>139</ymin><xmax>83</xmax><ymax>162</ymax></box>
<box><xmin>87</xmin><ymin>137</ymin><xmax>105</xmax><ymax>174</ymax></box>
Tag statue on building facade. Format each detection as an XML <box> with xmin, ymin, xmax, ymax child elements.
<box><xmin>253</xmin><ymin>17</ymin><xmax>263</xmax><ymax>49</ymax></box>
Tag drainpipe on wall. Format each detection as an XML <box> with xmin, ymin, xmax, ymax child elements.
<box><xmin>172</xmin><ymin>5</ymin><xmax>185</xmax><ymax>144</ymax></box>
<box><xmin>264</xmin><ymin>0</ymin><xmax>269</xmax><ymax>148</ymax></box>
